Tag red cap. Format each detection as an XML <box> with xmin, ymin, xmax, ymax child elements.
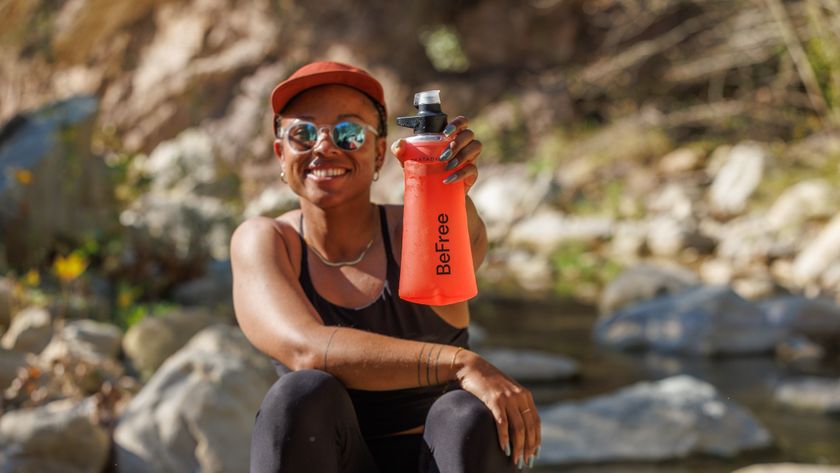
<box><xmin>270</xmin><ymin>61</ymin><xmax>386</xmax><ymax>115</ymax></box>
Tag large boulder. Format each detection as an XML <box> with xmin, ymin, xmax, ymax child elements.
<box><xmin>0</xmin><ymin>96</ymin><xmax>116</xmax><ymax>270</ymax></box>
<box><xmin>595</xmin><ymin>285</ymin><xmax>784</xmax><ymax>356</ymax></box>
<box><xmin>507</xmin><ymin>210</ymin><xmax>613</xmax><ymax>254</ymax></box>
<box><xmin>0</xmin><ymin>397</ymin><xmax>110</xmax><ymax>473</ymax></box>
<box><xmin>598</xmin><ymin>262</ymin><xmax>700</xmax><ymax>316</ymax></box>
<box><xmin>536</xmin><ymin>375</ymin><xmax>771</xmax><ymax>465</ymax></box>
<box><xmin>733</xmin><ymin>464</ymin><xmax>840</xmax><ymax>473</ymax></box>
<box><xmin>0</xmin><ymin>307</ymin><xmax>53</xmax><ymax>354</ymax></box>
<box><xmin>114</xmin><ymin>324</ymin><xmax>276</xmax><ymax>473</ymax></box>
<box><xmin>122</xmin><ymin>306</ymin><xmax>219</xmax><ymax>379</ymax></box>
<box><xmin>760</xmin><ymin>296</ymin><xmax>840</xmax><ymax>345</ymax></box>
<box><xmin>774</xmin><ymin>377</ymin><xmax>840</xmax><ymax>415</ymax></box>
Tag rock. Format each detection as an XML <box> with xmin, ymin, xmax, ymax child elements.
<box><xmin>732</xmin><ymin>275</ymin><xmax>777</xmax><ymax>301</ymax></box>
<box><xmin>595</xmin><ymin>285</ymin><xmax>784</xmax><ymax>356</ymax></box>
<box><xmin>475</xmin><ymin>347</ymin><xmax>578</xmax><ymax>382</ymax></box>
<box><xmin>122</xmin><ymin>307</ymin><xmax>219</xmax><ymax>379</ymax></box>
<box><xmin>700</xmin><ymin>258</ymin><xmax>734</xmax><ymax>285</ymax></box>
<box><xmin>775</xmin><ymin>336</ymin><xmax>825</xmax><ymax>368</ymax></box>
<box><xmin>775</xmin><ymin>377</ymin><xmax>840</xmax><ymax>414</ymax></box>
<box><xmin>172</xmin><ymin>259</ymin><xmax>234</xmax><ymax>310</ymax></box>
<box><xmin>645</xmin><ymin>216</ymin><xmax>715</xmax><ymax>257</ymax></box>
<box><xmin>767</xmin><ymin>180</ymin><xmax>837</xmax><ymax>231</ymax></box>
<box><xmin>733</xmin><ymin>464</ymin><xmax>840</xmax><ymax>473</ymax></box>
<box><xmin>469</xmin><ymin>164</ymin><xmax>553</xmax><ymax>242</ymax></box>
<box><xmin>114</xmin><ymin>324</ymin><xmax>276</xmax><ymax>473</ymax></box>
<box><xmin>646</xmin><ymin>183</ymin><xmax>697</xmax><ymax>221</ymax></box>
<box><xmin>505</xmin><ymin>249</ymin><xmax>554</xmax><ymax>293</ymax></box>
<box><xmin>242</xmin><ymin>185</ymin><xmax>299</xmax><ymax>219</ymax></box>
<box><xmin>57</xmin><ymin>319</ymin><xmax>123</xmax><ymax>360</ymax></box>
<box><xmin>713</xmin><ymin>214</ymin><xmax>799</xmax><ymax>268</ymax></box>
<box><xmin>0</xmin><ymin>307</ymin><xmax>53</xmax><ymax>354</ymax></box>
<box><xmin>598</xmin><ymin>262</ymin><xmax>699</xmax><ymax>315</ymax></box>
<box><xmin>0</xmin><ymin>96</ymin><xmax>116</xmax><ymax>269</ymax></box>
<box><xmin>120</xmin><ymin>128</ymin><xmax>239</xmax><ymax>265</ymax></box>
<box><xmin>537</xmin><ymin>375</ymin><xmax>771</xmax><ymax>464</ymax></box>
<box><xmin>793</xmin><ymin>213</ymin><xmax>840</xmax><ymax>288</ymax></box>
<box><xmin>507</xmin><ymin>210</ymin><xmax>613</xmax><ymax>254</ymax></box>
<box><xmin>760</xmin><ymin>296</ymin><xmax>840</xmax><ymax>344</ymax></box>
<box><xmin>707</xmin><ymin>142</ymin><xmax>766</xmax><ymax>217</ymax></box>
<box><xmin>0</xmin><ymin>397</ymin><xmax>110</xmax><ymax>473</ymax></box>
<box><xmin>0</xmin><ymin>348</ymin><xmax>27</xmax><ymax>391</ymax></box>
<box><xmin>658</xmin><ymin>147</ymin><xmax>703</xmax><ymax>174</ymax></box>
<box><xmin>608</xmin><ymin>220</ymin><xmax>648</xmax><ymax>263</ymax></box>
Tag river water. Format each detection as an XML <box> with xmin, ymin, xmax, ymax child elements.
<box><xmin>470</xmin><ymin>296</ymin><xmax>840</xmax><ymax>473</ymax></box>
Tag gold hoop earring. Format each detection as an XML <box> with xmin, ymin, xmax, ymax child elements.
<box><xmin>373</xmin><ymin>170</ymin><xmax>380</xmax><ymax>181</ymax></box>
<box><xmin>280</xmin><ymin>171</ymin><xmax>287</xmax><ymax>183</ymax></box>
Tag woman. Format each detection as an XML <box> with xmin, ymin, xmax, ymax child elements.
<box><xmin>231</xmin><ymin>61</ymin><xmax>541</xmax><ymax>472</ymax></box>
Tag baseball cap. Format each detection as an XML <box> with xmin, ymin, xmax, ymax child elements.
<box><xmin>270</xmin><ymin>61</ymin><xmax>386</xmax><ymax>115</ymax></box>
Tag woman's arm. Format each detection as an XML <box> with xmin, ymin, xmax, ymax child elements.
<box><xmin>230</xmin><ymin>216</ymin><xmax>468</xmax><ymax>390</ymax></box>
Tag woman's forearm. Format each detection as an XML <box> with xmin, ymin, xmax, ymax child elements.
<box><xmin>299</xmin><ymin>324</ymin><xmax>475</xmax><ymax>391</ymax></box>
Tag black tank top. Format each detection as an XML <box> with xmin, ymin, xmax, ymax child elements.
<box><xmin>273</xmin><ymin>204</ymin><xmax>470</xmax><ymax>439</ymax></box>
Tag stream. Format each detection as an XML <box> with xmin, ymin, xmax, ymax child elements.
<box><xmin>471</xmin><ymin>296</ymin><xmax>840</xmax><ymax>472</ymax></box>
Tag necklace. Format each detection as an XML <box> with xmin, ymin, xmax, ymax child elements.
<box><xmin>303</xmin><ymin>206</ymin><xmax>377</xmax><ymax>267</ymax></box>
<box><xmin>306</xmin><ymin>237</ymin><xmax>374</xmax><ymax>267</ymax></box>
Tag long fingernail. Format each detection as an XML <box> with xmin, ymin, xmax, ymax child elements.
<box><xmin>528</xmin><ymin>454</ymin><xmax>535</xmax><ymax>468</ymax></box>
<box><xmin>442</xmin><ymin>173</ymin><xmax>458</xmax><ymax>184</ymax></box>
<box><xmin>444</xmin><ymin>157</ymin><xmax>459</xmax><ymax>171</ymax></box>
<box><xmin>504</xmin><ymin>440</ymin><xmax>511</xmax><ymax>457</ymax></box>
<box><xmin>443</xmin><ymin>124</ymin><xmax>456</xmax><ymax>136</ymax></box>
<box><xmin>390</xmin><ymin>141</ymin><xmax>401</xmax><ymax>155</ymax></box>
<box><xmin>536</xmin><ymin>446</ymin><xmax>541</xmax><ymax>459</ymax></box>
<box><xmin>438</xmin><ymin>147</ymin><xmax>452</xmax><ymax>161</ymax></box>
<box><xmin>517</xmin><ymin>456</ymin><xmax>524</xmax><ymax>469</ymax></box>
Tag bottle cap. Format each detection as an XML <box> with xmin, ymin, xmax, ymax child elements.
<box><xmin>397</xmin><ymin>90</ymin><xmax>448</xmax><ymax>134</ymax></box>
<box><xmin>414</xmin><ymin>90</ymin><xmax>441</xmax><ymax>107</ymax></box>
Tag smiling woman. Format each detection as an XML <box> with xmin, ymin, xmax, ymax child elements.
<box><xmin>231</xmin><ymin>61</ymin><xmax>541</xmax><ymax>473</ymax></box>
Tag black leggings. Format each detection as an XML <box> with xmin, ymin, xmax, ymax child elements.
<box><xmin>250</xmin><ymin>369</ymin><xmax>521</xmax><ymax>473</ymax></box>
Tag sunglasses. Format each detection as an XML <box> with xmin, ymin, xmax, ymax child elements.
<box><xmin>278</xmin><ymin>119</ymin><xmax>380</xmax><ymax>152</ymax></box>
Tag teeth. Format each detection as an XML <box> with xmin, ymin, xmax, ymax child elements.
<box><xmin>309</xmin><ymin>168</ymin><xmax>348</xmax><ymax>178</ymax></box>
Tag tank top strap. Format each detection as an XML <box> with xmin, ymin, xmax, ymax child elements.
<box><xmin>377</xmin><ymin>205</ymin><xmax>401</xmax><ymax>280</ymax></box>
<box><xmin>297</xmin><ymin>213</ymin><xmax>315</xmax><ymax>293</ymax></box>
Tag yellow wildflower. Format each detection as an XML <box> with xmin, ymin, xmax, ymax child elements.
<box><xmin>23</xmin><ymin>269</ymin><xmax>40</xmax><ymax>287</ymax></box>
<box><xmin>53</xmin><ymin>252</ymin><xmax>88</xmax><ymax>283</ymax></box>
<box><xmin>14</xmin><ymin>169</ymin><xmax>33</xmax><ymax>185</ymax></box>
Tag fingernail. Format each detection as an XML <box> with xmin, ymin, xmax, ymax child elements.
<box><xmin>517</xmin><ymin>456</ymin><xmax>524</xmax><ymax>469</ymax></box>
<box><xmin>390</xmin><ymin>140</ymin><xmax>401</xmax><ymax>154</ymax></box>
<box><xmin>529</xmin><ymin>454</ymin><xmax>535</xmax><ymax>468</ymax></box>
<box><xmin>536</xmin><ymin>446</ymin><xmax>541</xmax><ymax>458</ymax></box>
<box><xmin>443</xmin><ymin>124</ymin><xmax>456</xmax><ymax>136</ymax></box>
<box><xmin>442</xmin><ymin>173</ymin><xmax>458</xmax><ymax>184</ymax></box>
<box><xmin>504</xmin><ymin>440</ymin><xmax>511</xmax><ymax>457</ymax></box>
<box><xmin>438</xmin><ymin>147</ymin><xmax>452</xmax><ymax>161</ymax></box>
<box><xmin>444</xmin><ymin>157</ymin><xmax>459</xmax><ymax>171</ymax></box>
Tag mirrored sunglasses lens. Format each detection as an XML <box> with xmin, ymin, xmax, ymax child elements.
<box><xmin>333</xmin><ymin>122</ymin><xmax>366</xmax><ymax>151</ymax></box>
<box><xmin>287</xmin><ymin>123</ymin><xmax>318</xmax><ymax>149</ymax></box>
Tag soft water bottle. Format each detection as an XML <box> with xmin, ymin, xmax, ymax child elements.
<box><xmin>395</xmin><ymin>90</ymin><xmax>478</xmax><ymax>305</ymax></box>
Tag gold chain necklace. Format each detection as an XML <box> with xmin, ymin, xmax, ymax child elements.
<box><xmin>303</xmin><ymin>206</ymin><xmax>377</xmax><ymax>267</ymax></box>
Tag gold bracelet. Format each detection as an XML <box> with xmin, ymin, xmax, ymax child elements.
<box><xmin>450</xmin><ymin>347</ymin><xmax>464</xmax><ymax>371</ymax></box>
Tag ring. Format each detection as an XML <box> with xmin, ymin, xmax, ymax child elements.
<box><xmin>520</xmin><ymin>408</ymin><xmax>531</xmax><ymax>414</ymax></box>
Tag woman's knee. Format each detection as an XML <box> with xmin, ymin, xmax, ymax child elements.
<box><xmin>257</xmin><ymin>369</ymin><xmax>352</xmax><ymax>425</ymax></box>
<box><xmin>425</xmin><ymin>389</ymin><xmax>496</xmax><ymax>439</ymax></box>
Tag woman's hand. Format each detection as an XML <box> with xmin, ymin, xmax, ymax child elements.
<box><xmin>390</xmin><ymin>115</ymin><xmax>482</xmax><ymax>193</ymax></box>
<box><xmin>456</xmin><ymin>350</ymin><xmax>541</xmax><ymax>468</ymax></box>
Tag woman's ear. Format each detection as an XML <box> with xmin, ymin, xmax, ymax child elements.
<box><xmin>375</xmin><ymin>137</ymin><xmax>387</xmax><ymax>170</ymax></box>
<box><xmin>273</xmin><ymin>139</ymin><xmax>283</xmax><ymax>159</ymax></box>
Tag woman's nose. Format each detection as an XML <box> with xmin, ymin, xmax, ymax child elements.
<box><xmin>312</xmin><ymin>127</ymin><xmax>340</xmax><ymax>155</ymax></box>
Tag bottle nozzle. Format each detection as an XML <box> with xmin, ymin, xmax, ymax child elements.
<box><xmin>414</xmin><ymin>90</ymin><xmax>441</xmax><ymax>107</ymax></box>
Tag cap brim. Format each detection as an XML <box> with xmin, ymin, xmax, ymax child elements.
<box><xmin>270</xmin><ymin>70</ymin><xmax>385</xmax><ymax>114</ymax></box>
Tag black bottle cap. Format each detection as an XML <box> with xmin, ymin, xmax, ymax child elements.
<box><xmin>396</xmin><ymin>90</ymin><xmax>448</xmax><ymax>134</ymax></box>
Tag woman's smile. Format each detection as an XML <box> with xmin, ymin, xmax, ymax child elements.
<box><xmin>304</xmin><ymin>166</ymin><xmax>351</xmax><ymax>181</ymax></box>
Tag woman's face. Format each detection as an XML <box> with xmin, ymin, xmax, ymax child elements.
<box><xmin>274</xmin><ymin>84</ymin><xmax>386</xmax><ymax>209</ymax></box>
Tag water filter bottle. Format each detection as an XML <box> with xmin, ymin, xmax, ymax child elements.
<box><xmin>395</xmin><ymin>90</ymin><xmax>478</xmax><ymax>305</ymax></box>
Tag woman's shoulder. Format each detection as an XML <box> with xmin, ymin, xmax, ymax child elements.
<box><xmin>230</xmin><ymin>210</ymin><xmax>303</xmax><ymax>273</ymax></box>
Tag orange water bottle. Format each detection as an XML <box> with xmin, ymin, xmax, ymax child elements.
<box><xmin>395</xmin><ymin>90</ymin><xmax>477</xmax><ymax>305</ymax></box>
